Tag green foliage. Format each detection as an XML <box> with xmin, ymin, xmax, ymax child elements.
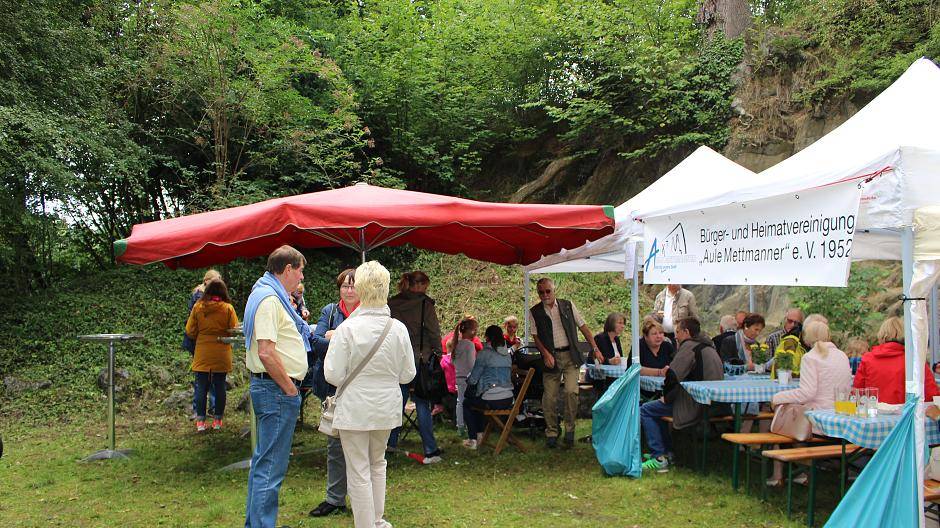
<box><xmin>538</xmin><ymin>1</ymin><xmax>744</xmax><ymax>161</ymax></box>
<box><xmin>775</xmin><ymin>349</ymin><xmax>795</xmax><ymax>371</ymax></box>
<box><xmin>790</xmin><ymin>263</ymin><xmax>893</xmax><ymax>341</ymax></box>
<box><xmin>783</xmin><ymin>0</ymin><xmax>940</xmax><ymax>104</ymax></box>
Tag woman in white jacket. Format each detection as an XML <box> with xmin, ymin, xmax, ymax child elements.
<box><xmin>324</xmin><ymin>260</ymin><xmax>417</xmax><ymax>528</ymax></box>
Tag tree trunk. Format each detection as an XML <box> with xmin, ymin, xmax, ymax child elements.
<box><xmin>698</xmin><ymin>0</ymin><xmax>752</xmax><ymax>39</ymax></box>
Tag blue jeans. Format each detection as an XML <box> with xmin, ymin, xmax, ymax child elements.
<box><xmin>244</xmin><ymin>377</ymin><xmax>301</xmax><ymax>528</ymax></box>
<box><xmin>640</xmin><ymin>399</ymin><xmax>674</xmax><ymax>458</ymax></box>
<box><xmin>194</xmin><ymin>372</ymin><xmax>226</xmax><ymax>420</ymax></box>
<box><xmin>387</xmin><ymin>385</ymin><xmax>438</xmax><ymax>455</ymax></box>
<box><xmin>463</xmin><ymin>394</ymin><xmax>512</xmax><ymax>440</ymax></box>
<box><xmin>192</xmin><ymin>373</ymin><xmax>216</xmax><ymax>417</ymax></box>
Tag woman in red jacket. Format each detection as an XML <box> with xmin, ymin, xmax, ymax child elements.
<box><xmin>853</xmin><ymin>316</ymin><xmax>939</xmax><ymax>404</ymax></box>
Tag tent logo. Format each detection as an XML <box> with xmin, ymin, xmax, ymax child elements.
<box><xmin>645</xmin><ymin>222</ymin><xmax>687</xmax><ymax>273</ymax></box>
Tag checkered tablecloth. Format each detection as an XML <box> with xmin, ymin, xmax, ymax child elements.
<box><xmin>805</xmin><ymin>408</ymin><xmax>940</xmax><ymax>450</ymax></box>
<box><xmin>640</xmin><ymin>376</ymin><xmax>665</xmax><ymax>392</ymax></box>
<box><xmin>681</xmin><ymin>378</ymin><xmax>798</xmax><ymax>405</ymax></box>
<box><xmin>588</xmin><ymin>364</ymin><xmax>629</xmax><ymax>380</ymax></box>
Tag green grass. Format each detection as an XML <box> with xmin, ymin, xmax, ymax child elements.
<box><xmin>0</xmin><ymin>405</ymin><xmax>841</xmax><ymax>528</ymax></box>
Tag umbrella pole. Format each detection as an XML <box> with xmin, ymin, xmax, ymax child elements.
<box><xmin>523</xmin><ymin>271</ymin><xmax>530</xmax><ymax>344</ymax></box>
<box><xmin>629</xmin><ymin>242</ymin><xmax>640</xmax><ymax>364</ymax></box>
<box><xmin>360</xmin><ymin>230</ymin><xmax>366</xmax><ymax>264</ymax></box>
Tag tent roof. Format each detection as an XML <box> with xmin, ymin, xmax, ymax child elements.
<box><xmin>634</xmin><ymin>58</ymin><xmax>940</xmax><ymax>231</ymax></box>
<box><xmin>525</xmin><ymin>146</ymin><xmax>756</xmax><ymax>273</ymax></box>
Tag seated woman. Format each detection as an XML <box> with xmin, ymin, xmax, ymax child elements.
<box><xmin>720</xmin><ymin>313</ymin><xmax>765</xmax><ymax>371</ymax></box>
<box><xmin>854</xmin><ymin>316</ymin><xmax>940</xmax><ymax>404</ymax></box>
<box><xmin>592</xmin><ymin>312</ymin><xmax>627</xmax><ymax>365</ymax></box>
<box><xmin>637</xmin><ymin>318</ymin><xmax>675</xmax><ymax>377</ymax></box>
<box><xmin>767</xmin><ymin>320</ymin><xmax>852</xmax><ymax>486</ymax></box>
<box><xmin>590</xmin><ymin>312</ymin><xmax>627</xmax><ymax>396</ymax></box>
<box><xmin>462</xmin><ymin>325</ymin><xmax>515</xmax><ymax>450</ymax></box>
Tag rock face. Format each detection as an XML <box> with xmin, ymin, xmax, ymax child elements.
<box><xmin>163</xmin><ymin>389</ymin><xmax>193</xmax><ymax>410</ymax></box>
<box><xmin>96</xmin><ymin>368</ymin><xmax>131</xmax><ymax>403</ymax></box>
<box><xmin>3</xmin><ymin>376</ymin><xmax>52</xmax><ymax>396</ymax></box>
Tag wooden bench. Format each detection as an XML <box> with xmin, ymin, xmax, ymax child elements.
<box><xmin>721</xmin><ymin>433</ymin><xmax>830</xmax><ymax>495</ymax></box>
<box><xmin>762</xmin><ymin>444</ymin><xmax>864</xmax><ymax>527</ymax></box>
<box><xmin>925</xmin><ymin>479</ymin><xmax>940</xmax><ymax>502</ymax></box>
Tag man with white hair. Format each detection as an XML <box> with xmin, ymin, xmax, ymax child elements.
<box><xmin>713</xmin><ymin>314</ymin><xmax>738</xmax><ymax>350</ymax></box>
<box><xmin>528</xmin><ymin>277</ymin><xmax>603</xmax><ymax>449</ymax></box>
<box><xmin>243</xmin><ymin>245</ymin><xmax>311</xmax><ymax>528</ymax></box>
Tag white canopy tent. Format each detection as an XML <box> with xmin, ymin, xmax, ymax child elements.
<box><xmin>634</xmin><ymin>58</ymin><xmax>940</xmax><ymax>527</ymax></box>
<box><xmin>522</xmin><ymin>145</ymin><xmax>759</xmax><ymax>357</ymax></box>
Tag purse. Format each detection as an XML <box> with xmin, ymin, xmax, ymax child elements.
<box><xmin>319</xmin><ymin>319</ymin><xmax>393</xmax><ymax>437</ymax></box>
<box><xmin>770</xmin><ymin>403</ymin><xmax>813</xmax><ymax>441</ymax></box>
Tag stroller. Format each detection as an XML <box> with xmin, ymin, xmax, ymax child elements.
<box><xmin>511</xmin><ymin>345</ymin><xmax>548</xmax><ymax>437</ymax></box>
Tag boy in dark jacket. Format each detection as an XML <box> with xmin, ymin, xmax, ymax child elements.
<box><xmin>640</xmin><ymin>317</ymin><xmax>723</xmax><ymax>472</ymax></box>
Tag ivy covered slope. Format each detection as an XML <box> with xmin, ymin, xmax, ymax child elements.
<box><xmin>0</xmin><ymin>251</ymin><xmax>638</xmax><ymax>421</ymax></box>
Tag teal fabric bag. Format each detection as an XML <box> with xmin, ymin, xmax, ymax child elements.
<box><xmin>591</xmin><ymin>363</ymin><xmax>642</xmax><ymax>477</ymax></box>
<box><xmin>824</xmin><ymin>395</ymin><xmax>921</xmax><ymax>527</ymax></box>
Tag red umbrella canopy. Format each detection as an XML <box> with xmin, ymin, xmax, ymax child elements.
<box><xmin>114</xmin><ymin>183</ymin><xmax>615</xmax><ymax>268</ymax></box>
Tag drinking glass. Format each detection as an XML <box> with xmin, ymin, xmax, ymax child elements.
<box><xmin>834</xmin><ymin>387</ymin><xmax>847</xmax><ymax>415</ymax></box>
<box><xmin>847</xmin><ymin>388</ymin><xmax>859</xmax><ymax>416</ymax></box>
<box><xmin>866</xmin><ymin>388</ymin><xmax>879</xmax><ymax>418</ymax></box>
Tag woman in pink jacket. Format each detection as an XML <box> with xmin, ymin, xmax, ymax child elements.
<box><xmin>766</xmin><ymin>320</ymin><xmax>852</xmax><ymax>486</ymax></box>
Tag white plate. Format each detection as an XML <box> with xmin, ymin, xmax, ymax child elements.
<box><xmin>877</xmin><ymin>402</ymin><xmax>903</xmax><ymax>414</ymax></box>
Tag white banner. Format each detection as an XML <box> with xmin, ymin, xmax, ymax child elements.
<box><xmin>642</xmin><ymin>182</ymin><xmax>863</xmax><ymax>286</ymax></box>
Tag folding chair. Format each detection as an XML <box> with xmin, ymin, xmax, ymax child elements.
<box><xmin>478</xmin><ymin>368</ymin><xmax>536</xmax><ymax>455</ymax></box>
<box><xmin>399</xmin><ymin>400</ymin><xmax>419</xmax><ymax>443</ymax></box>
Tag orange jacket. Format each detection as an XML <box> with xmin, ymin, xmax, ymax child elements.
<box><xmin>186</xmin><ymin>300</ymin><xmax>239</xmax><ymax>373</ymax></box>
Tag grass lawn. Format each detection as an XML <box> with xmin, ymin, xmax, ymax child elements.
<box><xmin>0</xmin><ymin>408</ymin><xmax>839</xmax><ymax>527</ymax></box>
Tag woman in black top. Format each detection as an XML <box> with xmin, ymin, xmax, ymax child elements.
<box><xmin>591</xmin><ymin>312</ymin><xmax>627</xmax><ymax>396</ymax></box>
<box><xmin>638</xmin><ymin>318</ymin><xmax>674</xmax><ymax>376</ymax></box>
<box><xmin>592</xmin><ymin>312</ymin><xmax>626</xmax><ymax>365</ymax></box>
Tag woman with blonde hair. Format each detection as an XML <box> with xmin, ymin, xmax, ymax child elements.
<box><xmin>766</xmin><ymin>320</ymin><xmax>852</xmax><ymax>485</ymax></box>
<box><xmin>854</xmin><ymin>316</ymin><xmax>940</xmax><ymax>404</ymax></box>
<box><xmin>324</xmin><ymin>261</ymin><xmax>416</xmax><ymax>528</ymax></box>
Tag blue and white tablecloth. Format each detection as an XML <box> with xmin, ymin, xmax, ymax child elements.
<box><xmin>681</xmin><ymin>377</ymin><xmax>797</xmax><ymax>405</ymax></box>
<box><xmin>589</xmin><ymin>364</ymin><xmax>630</xmax><ymax>380</ymax></box>
<box><xmin>805</xmin><ymin>408</ymin><xmax>940</xmax><ymax>450</ymax></box>
<box><xmin>640</xmin><ymin>376</ymin><xmax>665</xmax><ymax>392</ymax></box>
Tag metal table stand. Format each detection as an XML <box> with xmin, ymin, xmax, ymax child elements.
<box><xmin>220</xmin><ymin>332</ymin><xmax>255</xmax><ymax>471</ymax></box>
<box><xmin>77</xmin><ymin>333</ymin><xmax>144</xmax><ymax>461</ymax></box>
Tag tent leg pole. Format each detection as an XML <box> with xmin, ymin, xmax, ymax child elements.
<box><xmin>903</xmin><ymin>227</ymin><xmax>915</xmax><ymax>388</ymax></box>
<box><xmin>931</xmin><ymin>285</ymin><xmax>939</xmax><ymax>367</ymax></box>
<box><xmin>748</xmin><ymin>285</ymin><xmax>755</xmax><ymax>313</ymax></box>
<box><xmin>902</xmin><ymin>226</ymin><xmax>927</xmax><ymax>528</ymax></box>
<box><xmin>630</xmin><ymin>242</ymin><xmax>640</xmax><ymax>364</ymax></box>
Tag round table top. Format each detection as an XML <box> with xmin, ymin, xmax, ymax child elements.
<box><xmin>77</xmin><ymin>333</ymin><xmax>144</xmax><ymax>342</ymax></box>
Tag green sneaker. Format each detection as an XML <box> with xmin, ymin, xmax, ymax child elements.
<box><xmin>642</xmin><ymin>453</ymin><xmax>653</xmax><ymax>461</ymax></box>
<box><xmin>641</xmin><ymin>456</ymin><xmax>670</xmax><ymax>473</ymax></box>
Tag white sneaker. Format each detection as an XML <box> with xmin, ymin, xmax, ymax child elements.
<box><xmin>792</xmin><ymin>473</ymin><xmax>809</xmax><ymax>486</ymax></box>
<box><xmin>423</xmin><ymin>455</ymin><xmax>443</xmax><ymax>464</ymax></box>
<box><xmin>462</xmin><ymin>439</ymin><xmax>478</xmax><ymax>450</ymax></box>
<box><xmin>374</xmin><ymin>520</ymin><xmax>393</xmax><ymax>528</ymax></box>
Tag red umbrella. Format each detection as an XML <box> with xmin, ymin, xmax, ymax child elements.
<box><xmin>114</xmin><ymin>183</ymin><xmax>614</xmax><ymax>268</ymax></box>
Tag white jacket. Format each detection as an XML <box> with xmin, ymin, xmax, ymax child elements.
<box><xmin>324</xmin><ymin>305</ymin><xmax>417</xmax><ymax>431</ymax></box>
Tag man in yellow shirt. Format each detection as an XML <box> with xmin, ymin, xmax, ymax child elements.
<box><xmin>243</xmin><ymin>245</ymin><xmax>311</xmax><ymax>528</ymax></box>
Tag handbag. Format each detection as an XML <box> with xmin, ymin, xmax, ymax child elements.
<box><xmin>770</xmin><ymin>403</ymin><xmax>813</xmax><ymax>441</ymax></box>
<box><xmin>319</xmin><ymin>318</ymin><xmax>392</xmax><ymax>437</ymax></box>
